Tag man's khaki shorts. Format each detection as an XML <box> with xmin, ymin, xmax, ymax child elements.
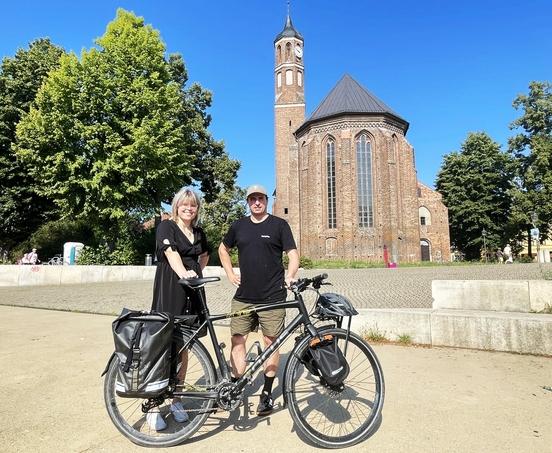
<box><xmin>230</xmin><ymin>299</ymin><xmax>286</xmax><ymax>337</ymax></box>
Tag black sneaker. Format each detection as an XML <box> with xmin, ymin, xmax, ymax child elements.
<box><xmin>256</xmin><ymin>392</ymin><xmax>274</xmax><ymax>416</ymax></box>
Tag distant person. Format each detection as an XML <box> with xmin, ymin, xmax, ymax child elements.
<box><xmin>21</xmin><ymin>248</ymin><xmax>39</xmax><ymax>265</ymax></box>
<box><xmin>218</xmin><ymin>184</ymin><xmax>299</xmax><ymax>416</ymax></box>
<box><xmin>503</xmin><ymin>244</ymin><xmax>513</xmax><ymax>264</ymax></box>
<box><xmin>496</xmin><ymin>249</ymin><xmax>503</xmax><ymax>264</ymax></box>
<box><xmin>149</xmin><ymin>187</ymin><xmax>210</xmax><ymax>431</ymax></box>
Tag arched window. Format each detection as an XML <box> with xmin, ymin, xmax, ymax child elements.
<box><xmin>389</xmin><ymin>134</ymin><xmax>398</xmax><ymax>162</ymax></box>
<box><xmin>419</xmin><ymin>206</ymin><xmax>431</xmax><ymax>225</ymax></box>
<box><xmin>297</xmin><ymin>71</ymin><xmax>303</xmax><ymax>86</ymax></box>
<box><xmin>356</xmin><ymin>134</ymin><xmax>373</xmax><ymax>227</ymax></box>
<box><xmin>277</xmin><ymin>45</ymin><xmax>282</xmax><ymax>63</ymax></box>
<box><xmin>326</xmin><ymin>139</ymin><xmax>337</xmax><ymax>229</ymax></box>
<box><xmin>285</xmin><ymin>70</ymin><xmax>293</xmax><ymax>85</ymax></box>
<box><xmin>285</xmin><ymin>42</ymin><xmax>291</xmax><ymax>61</ymax></box>
<box><xmin>277</xmin><ymin>72</ymin><xmax>282</xmax><ymax>88</ymax></box>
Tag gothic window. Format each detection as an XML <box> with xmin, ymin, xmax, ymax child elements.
<box><xmin>277</xmin><ymin>45</ymin><xmax>282</xmax><ymax>64</ymax></box>
<box><xmin>389</xmin><ymin>134</ymin><xmax>398</xmax><ymax>162</ymax></box>
<box><xmin>297</xmin><ymin>71</ymin><xmax>303</xmax><ymax>86</ymax></box>
<box><xmin>285</xmin><ymin>42</ymin><xmax>291</xmax><ymax>61</ymax></box>
<box><xmin>285</xmin><ymin>69</ymin><xmax>293</xmax><ymax>85</ymax></box>
<box><xmin>419</xmin><ymin>206</ymin><xmax>431</xmax><ymax>225</ymax></box>
<box><xmin>356</xmin><ymin>134</ymin><xmax>373</xmax><ymax>227</ymax></box>
<box><xmin>326</xmin><ymin>139</ymin><xmax>337</xmax><ymax>229</ymax></box>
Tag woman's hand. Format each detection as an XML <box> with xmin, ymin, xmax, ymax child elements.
<box><xmin>181</xmin><ymin>269</ymin><xmax>198</xmax><ymax>279</ymax></box>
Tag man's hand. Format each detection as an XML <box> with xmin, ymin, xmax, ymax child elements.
<box><xmin>285</xmin><ymin>275</ymin><xmax>297</xmax><ymax>288</ymax></box>
<box><xmin>229</xmin><ymin>272</ymin><xmax>241</xmax><ymax>288</ymax></box>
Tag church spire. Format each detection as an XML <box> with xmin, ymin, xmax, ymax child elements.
<box><xmin>274</xmin><ymin>3</ymin><xmax>303</xmax><ymax>43</ymax></box>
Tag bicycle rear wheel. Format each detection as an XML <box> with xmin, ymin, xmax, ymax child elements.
<box><xmin>104</xmin><ymin>338</ymin><xmax>217</xmax><ymax>447</ymax></box>
<box><xmin>285</xmin><ymin>328</ymin><xmax>385</xmax><ymax>448</ymax></box>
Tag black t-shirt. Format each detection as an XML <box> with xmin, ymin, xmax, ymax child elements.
<box><xmin>223</xmin><ymin>214</ymin><xmax>296</xmax><ymax>303</ymax></box>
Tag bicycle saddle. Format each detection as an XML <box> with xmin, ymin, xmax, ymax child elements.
<box><xmin>178</xmin><ymin>276</ymin><xmax>221</xmax><ymax>288</ymax></box>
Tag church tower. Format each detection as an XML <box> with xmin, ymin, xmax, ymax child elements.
<box><xmin>273</xmin><ymin>13</ymin><xmax>304</xmax><ymax>247</ymax></box>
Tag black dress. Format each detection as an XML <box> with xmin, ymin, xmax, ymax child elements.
<box><xmin>151</xmin><ymin>219</ymin><xmax>209</xmax><ymax>315</ymax></box>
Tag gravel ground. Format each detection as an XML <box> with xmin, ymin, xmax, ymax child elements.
<box><xmin>0</xmin><ymin>263</ymin><xmax>549</xmax><ymax>316</ymax></box>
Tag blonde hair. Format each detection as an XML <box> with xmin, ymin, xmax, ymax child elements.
<box><xmin>170</xmin><ymin>187</ymin><xmax>201</xmax><ymax>227</ymax></box>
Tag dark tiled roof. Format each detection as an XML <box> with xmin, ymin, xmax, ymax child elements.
<box><xmin>301</xmin><ymin>74</ymin><xmax>408</xmax><ymax>132</ymax></box>
<box><xmin>274</xmin><ymin>14</ymin><xmax>303</xmax><ymax>43</ymax></box>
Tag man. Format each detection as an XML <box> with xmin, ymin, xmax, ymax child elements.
<box><xmin>218</xmin><ymin>184</ymin><xmax>299</xmax><ymax>415</ymax></box>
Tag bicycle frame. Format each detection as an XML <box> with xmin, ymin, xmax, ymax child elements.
<box><xmin>173</xmin><ymin>283</ymin><xmax>320</xmax><ymax>401</ymax></box>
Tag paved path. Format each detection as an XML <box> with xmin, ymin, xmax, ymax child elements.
<box><xmin>0</xmin><ymin>263</ymin><xmax>550</xmax><ymax>317</ymax></box>
<box><xmin>1</xmin><ymin>306</ymin><xmax>550</xmax><ymax>453</ymax></box>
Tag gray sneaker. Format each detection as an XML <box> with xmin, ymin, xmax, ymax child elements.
<box><xmin>170</xmin><ymin>401</ymin><xmax>189</xmax><ymax>423</ymax></box>
<box><xmin>146</xmin><ymin>411</ymin><xmax>167</xmax><ymax>431</ymax></box>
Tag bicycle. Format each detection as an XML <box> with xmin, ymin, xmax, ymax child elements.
<box><xmin>46</xmin><ymin>254</ymin><xmax>63</xmax><ymax>265</ymax></box>
<box><xmin>103</xmin><ymin>273</ymin><xmax>385</xmax><ymax>448</ymax></box>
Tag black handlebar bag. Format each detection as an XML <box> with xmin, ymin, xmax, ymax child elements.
<box><xmin>112</xmin><ymin>309</ymin><xmax>174</xmax><ymax>398</ymax></box>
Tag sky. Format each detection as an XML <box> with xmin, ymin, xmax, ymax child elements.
<box><xmin>1</xmin><ymin>0</ymin><xmax>551</xmax><ymax>196</ymax></box>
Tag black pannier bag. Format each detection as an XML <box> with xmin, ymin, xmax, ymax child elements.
<box><xmin>305</xmin><ymin>334</ymin><xmax>349</xmax><ymax>387</ymax></box>
<box><xmin>112</xmin><ymin>309</ymin><xmax>174</xmax><ymax>398</ymax></box>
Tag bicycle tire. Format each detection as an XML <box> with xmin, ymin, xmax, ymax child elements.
<box><xmin>104</xmin><ymin>337</ymin><xmax>217</xmax><ymax>447</ymax></box>
<box><xmin>285</xmin><ymin>327</ymin><xmax>385</xmax><ymax>449</ymax></box>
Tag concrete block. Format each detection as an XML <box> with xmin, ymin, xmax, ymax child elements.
<box><xmin>102</xmin><ymin>266</ymin><xmax>125</xmax><ymax>282</ymax></box>
<box><xmin>18</xmin><ymin>265</ymin><xmax>53</xmax><ymax>286</ymax></box>
<box><xmin>79</xmin><ymin>266</ymin><xmax>104</xmax><ymax>284</ymax></box>
<box><xmin>142</xmin><ymin>266</ymin><xmax>157</xmax><ymax>280</ymax></box>
<box><xmin>60</xmin><ymin>266</ymin><xmax>84</xmax><ymax>285</ymax></box>
<box><xmin>528</xmin><ymin>280</ymin><xmax>552</xmax><ymax>312</ymax></box>
<box><xmin>352</xmin><ymin>308</ymin><xmax>432</xmax><ymax>344</ymax></box>
<box><xmin>121</xmin><ymin>266</ymin><xmax>146</xmax><ymax>281</ymax></box>
<box><xmin>432</xmin><ymin>280</ymin><xmax>531</xmax><ymax>312</ymax></box>
<box><xmin>0</xmin><ymin>265</ymin><xmax>23</xmax><ymax>286</ymax></box>
<box><xmin>203</xmin><ymin>266</ymin><xmax>224</xmax><ymax>277</ymax></box>
<box><xmin>430</xmin><ymin>309</ymin><xmax>552</xmax><ymax>355</ymax></box>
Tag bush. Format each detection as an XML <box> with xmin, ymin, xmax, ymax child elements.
<box><xmin>282</xmin><ymin>254</ymin><xmax>313</xmax><ymax>269</ymax></box>
<box><xmin>517</xmin><ymin>255</ymin><xmax>534</xmax><ymax>263</ymax></box>
<box><xmin>77</xmin><ymin>244</ymin><xmax>113</xmax><ymax>265</ymax></box>
<box><xmin>10</xmin><ymin>218</ymin><xmax>94</xmax><ymax>263</ymax></box>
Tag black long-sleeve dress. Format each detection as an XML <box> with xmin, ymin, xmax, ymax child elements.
<box><xmin>151</xmin><ymin>219</ymin><xmax>209</xmax><ymax>315</ymax></box>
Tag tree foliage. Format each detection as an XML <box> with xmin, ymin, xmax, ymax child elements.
<box><xmin>508</xmin><ymin>81</ymin><xmax>552</xmax><ymax>242</ymax></box>
<box><xmin>0</xmin><ymin>38</ymin><xmax>65</xmax><ymax>250</ymax></box>
<box><xmin>201</xmin><ymin>185</ymin><xmax>246</xmax><ymax>265</ymax></box>
<box><xmin>436</xmin><ymin>132</ymin><xmax>516</xmax><ymax>260</ymax></box>
<box><xmin>14</xmin><ymin>9</ymin><xmax>239</xmax><ymax>246</ymax></box>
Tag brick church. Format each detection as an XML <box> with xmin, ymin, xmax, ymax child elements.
<box><xmin>272</xmin><ymin>14</ymin><xmax>451</xmax><ymax>263</ymax></box>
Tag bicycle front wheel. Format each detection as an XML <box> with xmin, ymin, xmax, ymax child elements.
<box><xmin>104</xmin><ymin>338</ymin><xmax>217</xmax><ymax>447</ymax></box>
<box><xmin>285</xmin><ymin>328</ymin><xmax>385</xmax><ymax>449</ymax></box>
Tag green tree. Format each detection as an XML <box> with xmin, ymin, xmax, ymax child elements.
<box><xmin>508</xmin><ymin>81</ymin><xmax>552</xmax><ymax>248</ymax></box>
<box><xmin>14</xmin><ymin>9</ymin><xmax>238</xmax><ymax>248</ymax></box>
<box><xmin>0</xmin><ymin>38</ymin><xmax>65</xmax><ymax>250</ymax></box>
<box><xmin>201</xmin><ymin>185</ymin><xmax>246</xmax><ymax>265</ymax></box>
<box><xmin>436</xmin><ymin>132</ymin><xmax>516</xmax><ymax>260</ymax></box>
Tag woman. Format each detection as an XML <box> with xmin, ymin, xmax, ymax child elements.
<box><xmin>149</xmin><ymin>187</ymin><xmax>210</xmax><ymax>431</ymax></box>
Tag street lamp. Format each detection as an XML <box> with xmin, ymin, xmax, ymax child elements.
<box><xmin>482</xmin><ymin>228</ymin><xmax>488</xmax><ymax>263</ymax></box>
<box><xmin>530</xmin><ymin>212</ymin><xmax>540</xmax><ymax>263</ymax></box>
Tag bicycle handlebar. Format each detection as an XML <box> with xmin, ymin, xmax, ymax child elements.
<box><xmin>289</xmin><ymin>273</ymin><xmax>328</xmax><ymax>293</ymax></box>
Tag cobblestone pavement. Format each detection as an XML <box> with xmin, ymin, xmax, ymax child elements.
<box><xmin>0</xmin><ymin>263</ymin><xmax>549</xmax><ymax>317</ymax></box>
